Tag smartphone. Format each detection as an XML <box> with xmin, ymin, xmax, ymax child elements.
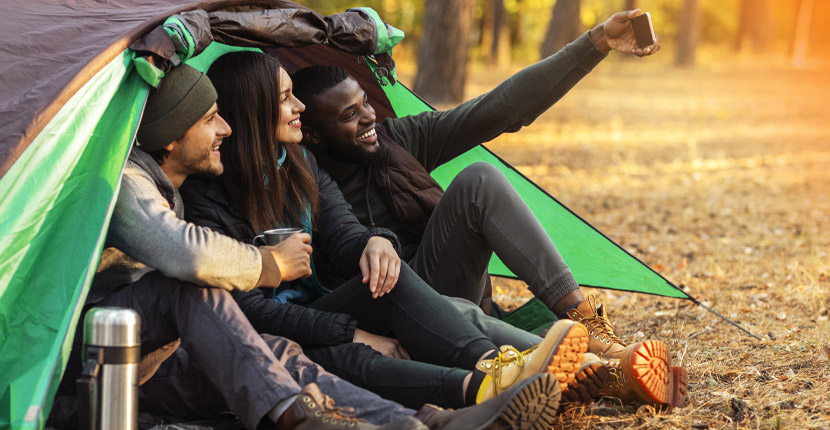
<box><xmin>632</xmin><ymin>12</ymin><xmax>656</xmax><ymax>48</ymax></box>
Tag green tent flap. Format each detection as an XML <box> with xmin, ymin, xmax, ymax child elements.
<box><xmin>365</xmin><ymin>59</ymin><xmax>689</xmax><ymax>299</ymax></box>
<box><xmin>0</xmin><ymin>51</ymin><xmax>147</xmax><ymax>429</ymax></box>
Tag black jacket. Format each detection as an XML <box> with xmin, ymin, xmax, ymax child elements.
<box><xmin>180</xmin><ymin>151</ymin><xmax>399</xmax><ymax>347</ymax></box>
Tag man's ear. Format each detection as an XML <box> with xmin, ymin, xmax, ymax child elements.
<box><xmin>301</xmin><ymin>126</ymin><xmax>320</xmax><ymax>145</ymax></box>
<box><xmin>163</xmin><ymin>141</ymin><xmax>176</xmax><ymax>152</ymax></box>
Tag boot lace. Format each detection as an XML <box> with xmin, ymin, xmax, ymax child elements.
<box><xmin>569</xmin><ymin>295</ymin><xmax>626</xmax><ymax>347</ymax></box>
<box><xmin>604</xmin><ymin>360</ymin><xmax>628</xmax><ymax>391</ymax></box>
<box><xmin>305</xmin><ymin>393</ymin><xmax>361</xmax><ymax>427</ymax></box>
<box><xmin>490</xmin><ymin>345</ymin><xmax>532</xmax><ymax>392</ymax></box>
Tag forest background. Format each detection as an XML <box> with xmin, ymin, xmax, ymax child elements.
<box><xmin>297</xmin><ymin>1</ymin><xmax>830</xmax><ymax>429</ymax></box>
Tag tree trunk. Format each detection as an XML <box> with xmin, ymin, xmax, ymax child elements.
<box><xmin>413</xmin><ymin>0</ymin><xmax>476</xmax><ymax>105</ymax></box>
<box><xmin>791</xmin><ymin>0</ymin><xmax>814</xmax><ymax>67</ymax></box>
<box><xmin>479</xmin><ymin>0</ymin><xmax>494</xmax><ymax>63</ymax></box>
<box><xmin>509</xmin><ymin>0</ymin><xmax>524</xmax><ymax>51</ymax></box>
<box><xmin>625</xmin><ymin>0</ymin><xmax>639</xmax><ymax>11</ymax></box>
<box><xmin>491</xmin><ymin>0</ymin><xmax>506</xmax><ymax>65</ymax></box>
<box><xmin>674</xmin><ymin>0</ymin><xmax>700</xmax><ymax>67</ymax></box>
<box><xmin>540</xmin><ymin>0</ymin><xmax>581</xmax><ymax>59</ymax></box>
<box><xmin>479</xmin><ymin>0</ymin><xmax>506</xmax><ymax>66</ymax></box>
<box><xmin>736</xmin><ymin>0</ymin><xmax>773</xmax><ymax>54</ymax></box>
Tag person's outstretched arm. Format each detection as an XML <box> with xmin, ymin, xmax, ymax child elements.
<box><xmin>385</xmin><ymin>9</ymin><xmax>659</xmax><ymax>171</ymax></box>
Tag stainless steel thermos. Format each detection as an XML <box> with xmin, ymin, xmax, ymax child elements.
<box><xmin>77</xmin><ymin>307</ymin><xmax>140</xmax><ymax>430</ymax></box>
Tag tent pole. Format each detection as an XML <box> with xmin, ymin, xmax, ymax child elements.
<box><xmin>686</xmin><ymin>297</ymin><xmax>762</xmax><ymax>340</ymax></box>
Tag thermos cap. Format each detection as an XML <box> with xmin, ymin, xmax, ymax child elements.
<box><xmin>83</xmin><ymin>307</ymin><xmax>141</xmax><ymax>347</ymax></box>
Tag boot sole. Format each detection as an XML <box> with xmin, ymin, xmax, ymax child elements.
<box><xmin>544</xmin><ymin>321</ymin><xmax>589</xmax><ymax>391</ymax></box>
<box><xmin>626</xmin><ymin>340</ymin><xmax>687</xmax><ymax>408</ymax></box>
<box><xmin>496</xmin><ymin>373</ymin><xmax>561</xmax><ymax>430</ymax></box>
<box><xmin>560</xmin><ymin>360</ymin><xmax>611</xmax><ymax>408</ymax></box>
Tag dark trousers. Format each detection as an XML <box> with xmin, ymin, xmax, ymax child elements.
<box><xmin>302</xmin><ymin>264</ymin><xmax>500</xmax><ymax>409</ymax></box>
<box><xmin>301</xmin><ymin>297</ymin><xmax>541</xmax><ymax>410</ymax></box>
<box><xmin>409</xmin><ymin>162</ymin><xmax>580</xmax><ymax>309</ymax></box>
<box><xmin>310</xmin><ymin>264</ymin><xmax>497</xmax><ymax>370</ymax></box>
<box><xmin>58</xmin><ymin>271</ymin><xmax>412</xmax><ymax>429</ymax></box>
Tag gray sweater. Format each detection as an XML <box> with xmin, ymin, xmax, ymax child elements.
<box><xmin>89</xmin><ymin>149</ymin><xmax>264</xmax><ymax>303</ymax></box>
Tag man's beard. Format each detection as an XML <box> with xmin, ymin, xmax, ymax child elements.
<box><xmin>324</xmin><ymin>139</ymin><xmax>386</xmax><ymax>166</ymax></box>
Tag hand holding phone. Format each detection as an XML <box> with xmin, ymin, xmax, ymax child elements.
<box><xmin>592</xmin><ymin>9</ymin><xmax>660</xmax><ymax>56</ymax></box>
<box><xmin>632</xmin><ymin>12</ymin><xmax>657</xmax><ymax>48</ymax></box>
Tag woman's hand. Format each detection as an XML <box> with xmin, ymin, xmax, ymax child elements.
<box><xmin>359</xmin><ymin>236</ymin><xmax>400</xmax><ymax>298</ymax></box>
<box><xmin>353</xmin><ymin>328</ymin><xmax>410</xmax><ymax>360</ymax></box>
<box><xmin>265</xmin><ymin>233</ymin><xmax>313</xmax><ymax>282</ymax></box>
<box><xmin>589</xmin><ymin>9</ymin><xmax>661</xmax><ymax>57</ymax></box>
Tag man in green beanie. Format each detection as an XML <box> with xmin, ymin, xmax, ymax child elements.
<box><xmin>53</xmin><ymin>64</ymin><xmax>427</xmax><ymax>430</ymax></box>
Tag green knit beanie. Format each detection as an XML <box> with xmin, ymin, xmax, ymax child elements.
<box><xmin>136</xmin><ymin>64</ymin><xmax>217</xmax><ymax>151</ymax></box>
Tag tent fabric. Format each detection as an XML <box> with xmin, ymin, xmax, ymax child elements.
<box><xmin>0</xmin><ymin>0</ymin><xmax>396</xmax><ymax>179</ymax></box>
<box><xmin>0</xmin><ymin>50</ymin><xmax>147</xmax><ymax>429</ymax></box>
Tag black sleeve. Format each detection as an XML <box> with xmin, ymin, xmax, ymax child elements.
<box><xmin>311</xmin><ymin>153</ymin><xmax>400</xmax><ymax>279</ymax></box>
<box><xmin>180</xmin><ymin>174</ymin><xmax>359</xmax><ymax>347</ymax></box>
<box><xmin>384</xmin><ymin>32</ymin><xmax>607</xmax><ymax>172</ymax></box>
<box><xmin>231</xmin><ymin>289</ymin><xmax>357</xmax><ymax>346</ymax></box>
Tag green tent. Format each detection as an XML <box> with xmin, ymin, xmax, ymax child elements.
<box><xmin>0</xmin><ymin>1</ymin><xmax>751</xmax><ymax>428</ymax></box>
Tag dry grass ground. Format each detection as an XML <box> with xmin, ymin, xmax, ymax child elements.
<box><xmin>445</xmin><ymin>58</ymin><xmax>829</xmax><ymax>429</ymax></box>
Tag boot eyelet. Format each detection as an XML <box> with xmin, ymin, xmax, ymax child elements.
<box><xmin>314</xmin><ymin>411</ymin><xmax>321</xmax><ymax>417</ymax></box>
<box><xmin>309</xmin><ymin>402</ymin><xmax>316</xmax><ymax>408</ymax></box>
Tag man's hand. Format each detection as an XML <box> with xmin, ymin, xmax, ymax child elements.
<box><xmin>264</xmin><ymin>233</ymin><xmax>313</xmax><ymax>282</ymax></box>
<box><xmin>359</xmin><ymin>236</ymin><xmax>400</xmax><ymax>299</ymax></box>
<box><xmin>353</xmin><ymin>328</ymin><xmax>410</xmax><ymax>360</ymax></box>
<box><xmin>590</xmin><ymin>9</ymin><xmax>661</xmax><ymax>57</ymax></box>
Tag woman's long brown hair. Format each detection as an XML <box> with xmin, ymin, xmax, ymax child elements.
<box><xmin>208</xmin><ymin>52</ymin><xmax>319</xmax><ymax>233</ymax></box>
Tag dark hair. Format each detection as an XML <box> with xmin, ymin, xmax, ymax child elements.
<box><xmin>146</xmin><ymin>147</ymin><xmax>170</xmax><ymax>165</ymax></box>
<box><xmin>292</xmin><ymin>65</ymin><xmax>351</xmax><ymax>111</ymax></box>
<box><xmin>207</xmin><ymin>52</ymin><xmax>319</xmax><ymax>233</ymax></box>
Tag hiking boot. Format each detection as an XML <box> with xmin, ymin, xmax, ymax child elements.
<box><xmin>559</xmin><ymin>353</ymin><xmax>612</xmax><ymax>409</ymax></box>
<box><xmin>474</xmin><ymin>320</ymin><xmax>588</xmax><ymax>402</ymax></box>
<box><xmin>414</xmin><ymin>373</ymin><xmax>561</xmax><ymax>430</ymax></box>
<box><xmin>565</xmin><ymin>295</ymin><xmax>628</xmax><ymax>358</ymax></box>
<box><xmin>276</xmin><ymin>383</ymin><xmax>428</xmax><ymax>429</ymax></box>
<box><xmin>598</xmin><ymin>340</ymin><xmax>689</xmax><ymax>408</ymax></box>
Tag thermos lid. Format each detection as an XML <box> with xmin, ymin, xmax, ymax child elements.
<box><xmin>83</xmin><ymin>307</ymin><xmax>140</xmax><ymax>347</ymax></box>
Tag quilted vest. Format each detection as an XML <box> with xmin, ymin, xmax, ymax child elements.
<box><xmin>371</xmin><ymin>123</ymin><xmax>444</xmax><ymax>237</ymax></box>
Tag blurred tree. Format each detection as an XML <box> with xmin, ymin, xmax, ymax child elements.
<box><xmin>675</xmin><ymin>0</ymin><xmax>700</xmax><ymax>67</ymax></box>
<box><xmin>509</xmin><ymin>0</ymin><xmax>524</xmax><ymax>54</ymax></box>
<box><xmin>540</xmin><ymin>0</ymin><xmax>581</xmax><ymax>58</ymax></box>
<box><xmin>625</xmin><ymin>0</ymin><xmax>638</xmax><ymax>12</ymax></box>
<box><xmin>736</xmin><ymin>0</ymin><xmax>773</xmax><ymax>54</ymax></box>
<box><xmin>413</xmin><ymin>0</ymin><xmax>476</xmax><ymax>104</ymax></box>
<box><xmin>791</xmin><ymin>0</ymin><xmax>814</xmax><ymax>67</ymax></box>
<box><xmin>479</xmin><ymin>0</ymin><xmax>507</xmax><ymax>65</ymax></box>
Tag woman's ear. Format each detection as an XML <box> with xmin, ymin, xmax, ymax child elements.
<box><xmin>301</xmin><ymin>126</ymin><xmax>320</xmax><ymax>145</ymax></box>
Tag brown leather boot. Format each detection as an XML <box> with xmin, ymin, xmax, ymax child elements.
<box><xmin>474</xmin><ymin>320</ymin><xmax>588</xmax><ymax>402</ymax></box>
<box><xmin>414</xmin><ymin>373</ymin><xmax>561</xmax><ymax>430</ymax></box>
<box><xmin>565</xmin><ymin>295</ymin><xmax>628</xmax><ymax>358</ymax></box>
<box><xmin>276</xmin><ymin>383</ymin><xmax>428</xmax><ymax>429</ymax></box>
<box><xmin>599</xmin><ymin>341</ymin><xmax>689</xmax><ymax>408</ymax></box>
<box><xmin>559</xmin><ymin>353</ymin><xmax>611</xmax><ymax>409</ymax></box>
<box><xmin>566</xmin><ymin>296</ymin><xmax>689</xmax><ymax>408</ymax></box>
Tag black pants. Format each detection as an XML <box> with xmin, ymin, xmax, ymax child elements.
<box><xmin>409</xmin><ymin>162</ymin><xmax>580</xmax><ymax>308</ymax></box>
<box><xmin>56</xmin><ymin>271</ymin><xmax>413</xmax><ymax>429</ymax></box>
<box><xmin>305</xmin><ymin>263</ymin><xmax>500</xmax><ymax>409</ymax></box>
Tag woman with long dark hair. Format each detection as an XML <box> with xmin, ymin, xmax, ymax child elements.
<box><xmin>180</xmin><ymin>51</ymin><xmax>600</xmax><ymax>422</ymax></box>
